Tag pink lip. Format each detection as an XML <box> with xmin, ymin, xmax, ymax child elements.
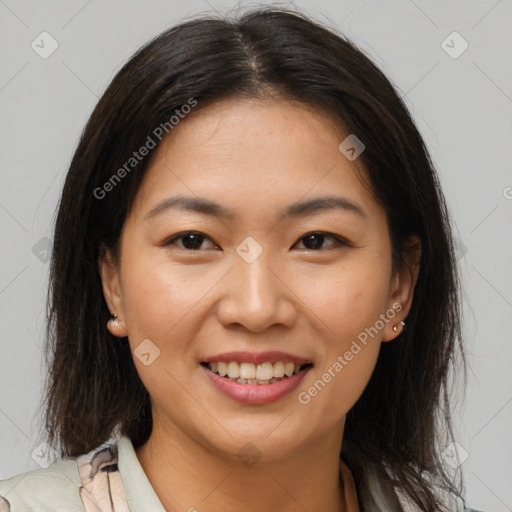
<box><xmin>202</xmin><ymin>350</ymin><xmax>311</xmax><ymax>365</ymax></box>
<box><xmin>201</xmin><ymin>364</ymin><xmax>312</xmax><ymax>405</ymax></box>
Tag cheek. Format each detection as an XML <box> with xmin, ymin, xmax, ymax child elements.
<box><xmin>118</xmin><ymin>253</ymin><xmax>201</xmax><ymax>408</ymax></box>
<box><xmin>300</xmin><ymin>315</ymin><xmax>382</xmax><ymax>429</ymax></box>
<box><xmin>120</xmin><ymin>248</ymin><xmax>213</xmax><ymax>340</ymax></box>
<box><xmin>303</xmin><ymin>258</ymin><xmax>392</xmax><ymax>342</ymax></box>
<box><xmin>296</xmin><ymin>260</ymin><xmax>390</xmax><ymax>416</ymax></box>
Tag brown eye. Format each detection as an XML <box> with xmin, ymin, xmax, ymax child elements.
<box><xmin>295</xmin><ymin>232</ymin><xmax>349</xmax><ymax>251</ymax></box>
<box><xmin>164</xmin><ymin>231</ymin><xmax>217</xmax><ymax>251</ymax></box>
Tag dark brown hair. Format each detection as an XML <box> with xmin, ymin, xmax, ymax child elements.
<box><xmin>41</xmin><ymin>6</ymin><xmax>467</xmax><ymax>511</ymax></box>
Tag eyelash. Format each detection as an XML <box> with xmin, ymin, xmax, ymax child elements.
<box><xmin>162</xmin><ymin>231</ymin><xmax>352</xmax><ymax>252</ymax></box>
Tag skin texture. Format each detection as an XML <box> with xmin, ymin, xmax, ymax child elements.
<box><xmin>99</xmin><ymin>97</ymin><xmax>421</xmax><ymax>512</ymax></box>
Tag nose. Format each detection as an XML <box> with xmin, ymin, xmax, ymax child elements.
<box><xmin>215</xmin><ymin>252</ymin><xmax>297</xmax><ymax>333</ymax></box>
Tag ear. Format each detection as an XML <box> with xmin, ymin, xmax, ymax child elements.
<box><xmin>98</xmin><ymin>246</ymin><xmax>128</xmax><ymax>338</ymax></box>
<box><xmin>381</xmin><ymin>235</ymin><xmax>421</xmax><ymax>342</ymax></box>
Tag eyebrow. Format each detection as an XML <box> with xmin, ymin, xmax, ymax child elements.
<box><xmin>144</xmin><ymin>194</ymin><xmax>367</xmax><ymax>221</ymax></box>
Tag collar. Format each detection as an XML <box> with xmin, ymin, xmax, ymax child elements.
<box><xmin>116</xmin><ymin>435</ymin><xmax>381</xmax><ymax>511</ymax></box>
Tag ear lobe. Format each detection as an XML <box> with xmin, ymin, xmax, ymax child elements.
<box><xmin>382</xmin><ymin>235</ymin><xmax>422</xmax><ymax>342</ymax></box>
<box><xmin>98</xmin><ymin>247</ymin><xmax>128</xmax><ymax>338</ymax></box>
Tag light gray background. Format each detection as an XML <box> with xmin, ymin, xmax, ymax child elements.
<box><xmin>0</xmin><ymin>1</ymin><xmax>511</xmax><ymax>510</ymax></box>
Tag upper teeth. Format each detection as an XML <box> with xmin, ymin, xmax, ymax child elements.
<box><xmin>208</xmin><ymin>361</ymin><xmax>301</xmax><ymax>380</ymax></box>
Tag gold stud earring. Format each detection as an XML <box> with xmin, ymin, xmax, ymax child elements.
<box><xmin>393</xmin><ymin>320</ymin><xmax>405</xmax><ymax>333</ymax></box>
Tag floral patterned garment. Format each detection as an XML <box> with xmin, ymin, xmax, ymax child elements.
<box><xmin>0</xmin><ymin>440</ymin><xmax>131</xmax><ymax>512</ymax></box>
<box><xmin>76</xmin><ymin>442</ymin><xmax>130</xmax><ymax>512</ymax></box>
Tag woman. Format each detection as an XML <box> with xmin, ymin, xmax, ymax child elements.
<box><xmin>0</xmin><ymin>6</ymin><xmax>478</xmax><ymax>511</ymax></box>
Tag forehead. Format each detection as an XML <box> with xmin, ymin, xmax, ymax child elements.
<box><xmin>130</xmin><ymin>97</ymin><xmax>379</xmax><ymax>223</ymax></box>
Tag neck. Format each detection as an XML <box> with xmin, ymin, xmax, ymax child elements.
<box><xmin>135</xmin><ymin>419</ymin><xmax>354</xmax><ymax>512</ymax></box>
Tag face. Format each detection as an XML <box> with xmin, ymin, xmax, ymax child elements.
<box><xmin>100</xmin><ymin>97</ymin><xmax>418</xmax><ymax>462</ymax></box>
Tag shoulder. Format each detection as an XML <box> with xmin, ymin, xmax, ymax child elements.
<box><xmin>0</xmin><ymin>439</ymin><xmax>119</xmax><ymax>512</ymax></box>
<box><xmin>0</xmin><ymin>458</ymin><xmax>84</xmax><ymax>511</ymax></box>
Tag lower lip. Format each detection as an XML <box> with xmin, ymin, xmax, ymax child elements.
<box><xmin>201</xmin><ymin>365</ymin><xmax>312</xmax><ymax>405</ymax></box>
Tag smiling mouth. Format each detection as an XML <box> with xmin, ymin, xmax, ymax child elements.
<box><xmin>200</xmin><ymin>361</ymin><xmax>313</xmax><ymax>385</ymax></box>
